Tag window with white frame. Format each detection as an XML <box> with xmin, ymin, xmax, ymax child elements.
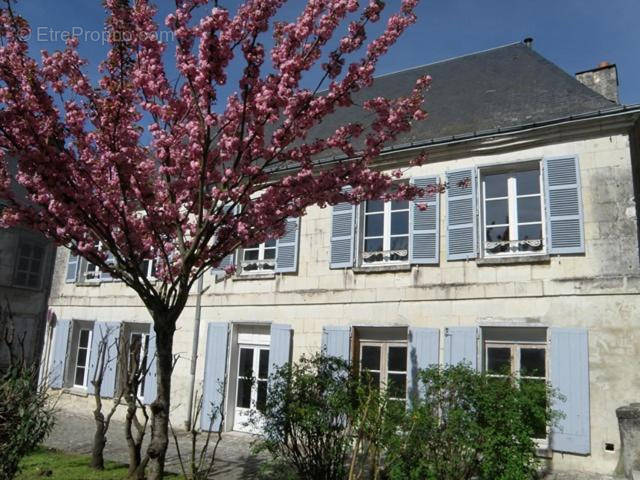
<box><xmin>359</xmin><ymin>340</ymin><xmax>407</xmax><ymax>406</ymax></box>
<box><xmin>481</xmin><ymin>162</ymin><xmax>545</xmax><ymax>257</ymax></box>
<box><xmin>13</xmin><ymin>239</ymin><xmax>46</xmax><ymax>289</ymax></box>
<box><xmin>241</xmin><ymin>239</ymin><xmax>276</xmax><ymax>273</ymax></box>
<box><xmin>362</xmin><ymin>199</ymin><xmax>409</xmax><ymax>264</ymax></box>
<box><xmin>129</xmin><ymin>332</ymin><xmax>150</xmax><ymax>398</ymax></box>
<box><xmin>73</xmin><ymin>328</ymin><xmax>93</xmax><ymax>388</ymax></box>
<box><xmin>483</xmin><ymin>327</ymin><xmax>548</xmax><ymax>441</ymax></box>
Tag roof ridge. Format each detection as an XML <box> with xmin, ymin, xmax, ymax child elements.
<box><xmin>371</xmin><ymin>41</ymin><xmax>523</xmax><ymax>80</ymax></box>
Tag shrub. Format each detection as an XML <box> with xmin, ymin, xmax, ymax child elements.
<box><xmin>254</xmin><ymin>353</ymin><xmax>356</xmax><ymax>480</ymax></box>
<box><xmin>0</xmin><ymin>363</ymin><xmax>56</xmax><ymax>480</ymax></box>
<box><xmin>385</xmin><ymin>364</ymin><xmax>558</xmax><ymax>480</ymax></box>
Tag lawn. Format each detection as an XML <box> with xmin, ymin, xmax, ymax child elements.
<box><xmin>17</xmin><ymin>447</ymin><xmax>182</xmax><ymax>480</ymax></box>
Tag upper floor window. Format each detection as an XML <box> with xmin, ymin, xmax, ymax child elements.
<box><xmin>362</xmin><ymin>199</ymin><xmax>409</xmax><ymax>265</ymax></box>
<box><xmin>481</xmin><ymin>162</ymin><xmax>544</xmax><ymax>257</ymax></box>
<box><xmin>13</xmin><ymin>239</ymin><xmax>46</xmax><ymax>289</ymax></box>
<box><xmin>241</xmin><ymin>239</ymin><xmax>277</xmax><ymax>273</ymax></box>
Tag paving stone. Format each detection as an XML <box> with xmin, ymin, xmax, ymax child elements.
<box><xmin>45</xmin><ymin>410</ymin><xmax>261</xmax><ymax>479</ymax></box>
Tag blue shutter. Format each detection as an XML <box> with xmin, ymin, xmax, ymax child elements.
<box><xmin>143</xmin><ymin>328</ymin><xmax>157</xmax><ymax>405</ymax></box>
<box><xmin>275</xmin><ymin>218</ymin><xmax>300</xmax><ymax>273</ymax></box>
<box><xmin>550</xmin><ymin>327</ymin><xmax>590</xmax><ymax>454</ymax></box>
<box><xmin>410</xmin><ymin>176</ymin><xmax>440</xmax><ymax>264</ymax></box>
<box><xmin>66</xmin><ymin>252</ymin><xmax>79</xmax><ymax>283</ymax></box>
<box><xmin>446</xmin><ymin>168</ymin><xmax>477</xmax><ymax>260</ymax></box>
<box><xmin>268</xmin><ymin>324</ymin><xmax>292</xmax><ymax>378</ymax></box>
<box><xmin>100</xmin><ymin>251</ymin><xmax>115</xmax><ymax>282</ymax></box>
<box><xmin>321</xmin><ymin>326</ymin><xmax>351</xmax><ymax>362</ymax></box>
<box><xmin>200</xmin><ymin>322</ymin><xmax>229</xmax><ymax>431</ymax></box>
<box><xmin>444</xmin><ymin>327</ymin><xmax>477</xmax><ymax>369</ymax></box>
<box><xmin>407</xmin><ymin>327</ymin><xmax>439</xmax><ymax>400</ymax></box>
<box><xmin>543</xmin><ymin>156</ymin><xmax>585</xmax><ymax>254</ymax></box>
<box><xmin>87</xmin><ymin>321</ymin><xmax>120</xmax><ymax>396</ymax></box>
<box><xmin>212</xmin><ymin>251</ymin><xmax>235</xmax><ymax>279</ymax></box>
<box><xmin>48</xmin><ymin>319</ymin><xmax>71</xmax><ymax>388</ymax></box>
<box><xmin>330</xmin><ymin>198</ymin><xmax>356</xmax><ymax>269</ymax></box>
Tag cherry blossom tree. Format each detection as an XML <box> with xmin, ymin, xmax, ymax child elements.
<box><xmin>0</xmin><ymin>0</ymin><xmax>432</xmax><ymax>476</ymax></box>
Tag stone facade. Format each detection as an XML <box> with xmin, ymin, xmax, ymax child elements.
<box><xmin>0</xmin><ymin>226</ymin><xmax>55</xmax><ymax>370</ymax></box>
<box><xmin>46</xmin><ymin>117</ymin><xmax>640</xmax><ymax>475</ymax></box>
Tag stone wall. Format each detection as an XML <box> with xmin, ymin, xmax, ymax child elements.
<box><xmin>48</xmin><ymin>132</ymin><xmax>640</xmax><ymax>475</ymax></box>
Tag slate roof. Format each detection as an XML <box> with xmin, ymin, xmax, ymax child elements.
<box><xmin>309</xmin><ymin>42</ymin><xmax>617</xmax><ymax>153</ymax></box>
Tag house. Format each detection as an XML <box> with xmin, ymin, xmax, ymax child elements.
<box><xmin>43</xmin><ymin>41</ymin><xmax>640</xmax><ymax>475</ymax></box>
<box><xmin>0</xmin><ymin>210</ymin><xmax>56</xmax><ymax>372</ymax></box>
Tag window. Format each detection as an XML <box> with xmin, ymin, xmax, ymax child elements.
<box><xmin>236</xmin><ymin>346</ymin><xmax>269</xmax><ymax>413</ymax></box>
<box><xmin>362</xmin><ymin>199</ymin><xmax>409</xmax><ymax>264</ymax></box>
<box><xmin>129</xmin><ymin>332</ymin><xmax>149</xmax><ymax>398</ymax></box>
<box><xmin>13</xmin><ymin>240</ymin><xmax>46</xmax><ymax>289</ymax></box>
<box><xmin>483</xmin><ymin>327</ymin><xmax>548</xmax><ymax>441</ymax></box>
<box><xmin>73</xmin><ymin>328</ymin><xmax>92</xmax><ymax>388</ymax></box>
<box><xmin>359</xmin><ymin>341</ymin><xmax>407</xmax><ymax>405</ymax></box>
<box><xmin>481</xmin><ymin>163</ymin><xmax>545</xmax><ymax>256</ymax></box>
<box><xmin>240</xmin><ymin>240</ymin><xmax>276</xmax><ymax>273</ymax></box>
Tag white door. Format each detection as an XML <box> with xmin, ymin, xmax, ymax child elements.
<box><xmin>234</xmin><ymin>344</ymin><xmax>269</xmax><ymax>433</ymax></box>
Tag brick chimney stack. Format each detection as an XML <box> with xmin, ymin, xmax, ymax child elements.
<box><xmin>575</xmin><ymin>61</ymin><xmax>619</xmax><ymax>103</ymax></box>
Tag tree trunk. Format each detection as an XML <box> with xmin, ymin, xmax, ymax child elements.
<box><xmin>147</xmin><ymin>312</ymin><xmax>176</xmax><ymax>480</ymax></box>
<box><xmin>125</xmin><ymin>398</ymin><xmax>144</xmax><ymax>479</ymax></box>
<box><xmin>91</xmin><ymin>408</ymin><xmax>106</xmax><ymax>470</ymax></box>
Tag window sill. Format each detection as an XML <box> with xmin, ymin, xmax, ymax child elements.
<box><xmin>232</xmin><ymin>272</ymin><xmax>276</xmax><ymax>281</ymax></box>
<box><xmin>353</xmin><ymin>264</ymin><xmax>411</xmax><ymax>274</ymax></box>
<box><xmin>476</xmin><ymin>254</ymin><xmax>550</xmax><ymax>266</ymax></box>
<box><xmin>535</xmin><ymin>446</ymin><xmax>552</xmax><ymax>459</ymax></box>
<box><xmin>64</xmin><ymin>387</ymin><xmax>89</xmax><ymax>397</ymax></box>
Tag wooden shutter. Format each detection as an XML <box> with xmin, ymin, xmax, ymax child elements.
<box><xmin>275</xmin><ymin>218</ymin><xmax>300</xmax><ymax>273</ymax></box>
<box><xmin>143</xmin><ymin>329</ymin><xmax>157</xmax><ymax>405</ymax></box>
<box><xmin>543</xmin><ymin>156</ymin><xmax>585</xmax><ymax>254</ymax></box>
<box><xmin>268</xmin><ymin>324</ymin><xmax>292</xmax><ymax>378</ymax></box>
<box><xmin>200</xmin><ymin>322</ymin><xmax>230</xmax><ymax>431</ymax></box>
<box><xmin>48</xmin><ymin>319</ymin><xmax>71</xmax><ymax>388</ymax></box>
<box><xmin>66</xmin><ymin>252</ymin><xmax>79</xmax><ymax>283</ymax></box>
<box><xmin>321</xmin><ymin>326</ymin><xmax>351</xmax><ymax>362</ymax></box>
<box><xmin>330</xmin><ymin>198</ymin><xmax>356</xmax><ymax>269</ymax></box>
<box><xmin>212</xmin><ymin>251</ymin><xmax>235</xmax><ymax>280</ymax></box>
<box><xmin>100</xmin><ymin>252</ymin><xmax>115</xmax><ymax>282</ymax></box>
<box><xmin>410</xmin><ymin>176</ymin><xmax>440</xmax><ymax>264</ymax></box>
<box><xmin>550</xmin><ymin>327</ymin><xmax>590</xmax><ymax>454</ymax></box>
<box><xmin>407</xmin><ymin>327</ymin><xmax>440</xmax><ymax>400</ymax></box>
<box><xmin>446</xmin><ymin>168</ymin><xmax>477</xmax><ymax>260</ymax></box>
<box><xmin>444</xmin><ymin>327</ymin><xmax>477</xmax><ymax>369</ymax></box>
<box><xmin>87</xmin><ymin>321</ymin><xmax>121</xmax><ymax>397</ymax></box>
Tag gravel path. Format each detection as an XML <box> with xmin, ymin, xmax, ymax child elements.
<box><xmin>45</xmin><ymin>410</ymin><xmax>262</xmax><ymax>479</ymax></box>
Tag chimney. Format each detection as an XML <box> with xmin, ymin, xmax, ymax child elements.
<box><xmin>575</xmin><ymin>61</ymin><xmax>619</xmax><ymax>103</ymax></box>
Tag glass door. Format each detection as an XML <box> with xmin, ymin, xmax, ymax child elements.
<box><xmin>234</xmin><ymin>344</ymin><xmax>269</xmax><ymax>433</ymax></box>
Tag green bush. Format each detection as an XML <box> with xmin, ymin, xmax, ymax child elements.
<box><xmin>254</xmin><ymin>353</ymin><xmax>356</xmax><ymax>480</ymax></box>
<box><xmin>0</xmin><ymin>364</ymin><xmax>56</xmax><ymax>480</ymax></box>
<box><xmin>385</xmin><ymin>364</ymin><xmax>558</xmax><ymax>480</ymax></box>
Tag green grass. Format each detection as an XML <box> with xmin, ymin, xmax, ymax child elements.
<box><xmin>17</xmin><ymin>447</ymin><xmax>182</xmax><ymax>479</ymax></box>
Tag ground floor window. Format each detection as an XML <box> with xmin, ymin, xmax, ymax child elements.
<box><xmin>236</xmin><ymin>346</ymin><xmax>269</xmax><ymax>413</ymax></box>
<box><xmin>483</xmin><ymin>327</ymin><xmax>548</xmax><ymax>441</ymax></box>
<box><xmin>129</xmin><ymin>332</ymin><xmax>150</xmax><ymax>398</ymax></box>
<box><xmin>354</xmin><ymin>327</ymin><xmax>408</xmax><ymax>406</ymax></box>
<box><xmin>73</xmin><ymin>328</ymin><xmax>92</xmax><ymax>388</ymax></box>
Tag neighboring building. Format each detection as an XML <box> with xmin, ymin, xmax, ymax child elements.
<box><xmin>0</xmin><ymin>224</ymin><xmax>56</xmax><ymax>371</ymax></box>
<box><xmin>44</xmin><ymin>41</ymin><xmax>640</xmax><ymax>475</ymax></box>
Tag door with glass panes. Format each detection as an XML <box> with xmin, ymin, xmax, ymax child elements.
<box><xmin>234</xmin><ymin>345</ymin><xmax>269</xmax><ymax>433</ymax></box>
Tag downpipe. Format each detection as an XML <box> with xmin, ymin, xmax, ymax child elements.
<box><xmin>185</xmin><ymin>273</ymin><xmax>209</xmax><ymax>430</ymax></box>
